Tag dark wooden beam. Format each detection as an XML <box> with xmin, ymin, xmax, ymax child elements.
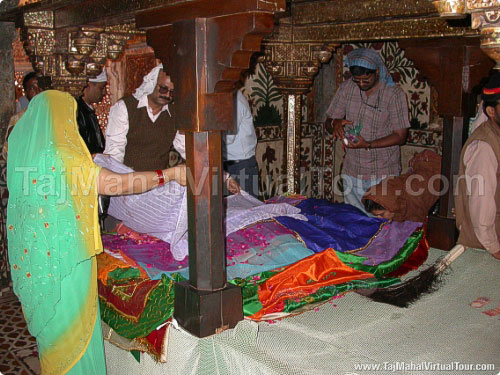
<box><xmin>136</xmin><ymin>0</ymin><xmax>282</xmax><ymax>29</ymax></box>
<box><xmin>399</xmin><ymin>37</ymin><xmax>494</xmax><ymax>250</ymax></box>
<box><xmin>399</xmin><ymin>37</ymin><xmax>493</xmax><ymax>115</ymax></box>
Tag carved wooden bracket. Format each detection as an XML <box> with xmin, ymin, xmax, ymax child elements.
<box><xmin>433</xmin><ymin>0</ymin><xmax>500</xmax><ymax>68</ymax></box>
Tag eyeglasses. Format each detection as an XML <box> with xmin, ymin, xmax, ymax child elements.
<box><xmin>352</xmin><ymin>77</ymin><xmax>373</xmax><ymax>85</ymax></box>
<box><xmin>359</xmin><ymin>90</ymin><xmax>381</xmax><ymax>111</ymax></box>
<box><xmin>158</xmin><ymin>85</ymin><xmax>174</xmax><ymax>95</ymax></box>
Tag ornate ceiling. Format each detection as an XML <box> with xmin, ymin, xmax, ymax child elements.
<box><xmin>1</xmin><ymin>0</ymin><xmax>500</xmax><ymax>95</ymax></box>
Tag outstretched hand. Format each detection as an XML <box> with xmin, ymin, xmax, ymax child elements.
<box><xmin>165</xmin><ymin>164</ymin><xmax>187</xmax><ymax>186</ymax></box>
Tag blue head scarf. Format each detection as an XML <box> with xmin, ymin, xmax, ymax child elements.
<box><xmin>346</xmin><ymin>48</ymin><xmax>394</xmax><ymax>87</ymax></box>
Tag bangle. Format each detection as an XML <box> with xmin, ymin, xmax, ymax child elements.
<box><xmin>155</xmin><ymin>169</ymin><xmax>165</xmax><ymax>186</ymax></box>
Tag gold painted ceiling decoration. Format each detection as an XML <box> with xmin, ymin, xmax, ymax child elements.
<box><xmin>432</xmin><ymin>0</ymin><xmax>500</xmax><ymax>68</ymax></box>
<box><xmin>263</xmin><ymin>41</ymin><xmax>337</xmax><ymax>93</ymax></box>
<box><xmin>20</xmin><ymin>10</ymin><xmax>141</xmax><ymax>95</ymax></box>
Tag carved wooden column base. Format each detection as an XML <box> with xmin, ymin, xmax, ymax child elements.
<box><xmin>174</xmin><ymin>282</ymin><xmax>243</xmax><ymax>338</ymax></box>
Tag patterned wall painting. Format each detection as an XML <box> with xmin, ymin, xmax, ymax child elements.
<box><xmin>245</xmin><ymin>63</ymin><xmax>283</xmax><ymax>127</ymax></box>
<box><xmin>244</xmin><ymin>63</ymin><xmax>316</xmax><ymax>198</ymax></box>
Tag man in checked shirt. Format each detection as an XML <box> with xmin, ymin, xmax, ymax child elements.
<box><xmin>325</xmin><ymin>48</ymin><xmax>410</xmax><ymax>215</ymax></box>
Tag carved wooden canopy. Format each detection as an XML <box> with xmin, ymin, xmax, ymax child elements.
<box><xmin>3</xmin><ymin>0</ymin><xmax>500</xmax><ymax>90</ymax></box>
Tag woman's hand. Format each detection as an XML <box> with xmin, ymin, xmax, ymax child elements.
<box><xmin>98</xmin><ymin>164</ymin><xmax>187</xmax><ymax>196</ymax></box>
<box><xmin>164</xmin><ymin>164</ymin><xmax>187</xmax><ymax>186</ymax></box>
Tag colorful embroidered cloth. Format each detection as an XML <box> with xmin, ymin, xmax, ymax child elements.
<box><xmin>95</xmin><ymin>154</ymin><xmax>307</xmax><ymax>261</ymax></box>
<box><xmin>98</xmin><ymin>199</ymin><xmax>429</xmax><ymax>346</ymax></box>
<box><xmin>103</xmin><ymin>220</ymin><xmax>313</xmax><ymax>282</ymax></box>
<box><xmin>99</xmin><ymin>274</ymin><xmax>180</xmax><ymax>340</ymax></box>
<box><xmin>7</xmin><ymin>91</ymin><xmax>104</xmax><ymax>374</ymax></box>
<box><xmin>102</xmin><ymin>233</ymin><xmax>187</xmax><ymax>274</ymax></box>
<box><xmin>98</xmin><ymin>277</ymin><xmax>161</xmax><ymax>323</ymax></box>
<box><xmin>98</xmin><ymin>226</ymin><xmax>427</xmax><ymax>341</ymax></box>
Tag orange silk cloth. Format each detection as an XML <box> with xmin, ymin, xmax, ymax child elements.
<box><xmin>250</xmin><ymin>249</ymin><xmax>374</xmax><ymax>320</ymax></box>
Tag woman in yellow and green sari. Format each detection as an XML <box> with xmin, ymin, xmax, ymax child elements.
<box><xmin>7</xmin><ymin>90</ymin><xmax>186</xmax><ymax>374</ymax></box>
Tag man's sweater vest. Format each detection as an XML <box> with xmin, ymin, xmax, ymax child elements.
<box><xmin>455</xmin><ymin>120</ymin><xmax>500</xmax><ymax>250</ymax></box>
<box><xmin>122</xmin><ymin>96</ymin><xmax>176</xmax><ymax>171</ymax></box>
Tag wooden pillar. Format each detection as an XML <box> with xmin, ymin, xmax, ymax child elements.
<box><xmin>155</xmin><ymin>18</ymin><xmax>242</xmax><ymax>338</ymax></box>
<box><xmin>136</xmin><ymin>0</ymin><xmax>284</xmax><ymax>337</ymax></box>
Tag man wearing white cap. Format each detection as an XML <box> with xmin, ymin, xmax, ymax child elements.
<box><xmin>76</xmin><ymin>68</ymin><xmax>107</xmax><ymax>154</ymax></box>
<box><xmin>104</xmin><ymin>64</ymin><xmax>177</xmax><ymax>171</ymax></box>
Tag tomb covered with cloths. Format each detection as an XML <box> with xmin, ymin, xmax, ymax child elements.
<box><xmin>96</xmin><ymin>189</ymin><xmax>428</xmax><ymax>360</ymax></box>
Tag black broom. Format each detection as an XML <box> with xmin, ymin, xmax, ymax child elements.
<box><xmin>357</xmin><ymin>244</ymin><xmax>466</xmax><ymax>308</ymax></box>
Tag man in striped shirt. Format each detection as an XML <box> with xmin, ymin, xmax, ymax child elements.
<box><xmin>325</xmin><ymin>48</ymin><xmax>410</xmax><ymax>215</ymax></box>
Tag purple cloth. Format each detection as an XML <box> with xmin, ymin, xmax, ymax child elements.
<box><xmin>102</xmin><ymin>220</ymin><xmax>313</xmax><ymax>281</ymax></box>
<box><xmin>101</xmin><ymin>233</ymin><xmax>188</xmax><ymax>271</ymax></box>
<box><xmin>276</xmin><ymin>199</ymin><xmax>387</xmax><ymax>253</ymax></box>
<box><xmin>356</xmin><ymin>220</ymin><xmax>421</xmax><ymax>266</ymax></box>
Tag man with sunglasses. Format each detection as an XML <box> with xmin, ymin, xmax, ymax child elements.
<box><xmin>105</xmin><ymin>64</ymin><xmax>179</xmax><ymax>171</ymax></box>
<box><xmin>324</xmin><ymin>48</ymin><xmax>410</xmax><ymax>215</ymax></box>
